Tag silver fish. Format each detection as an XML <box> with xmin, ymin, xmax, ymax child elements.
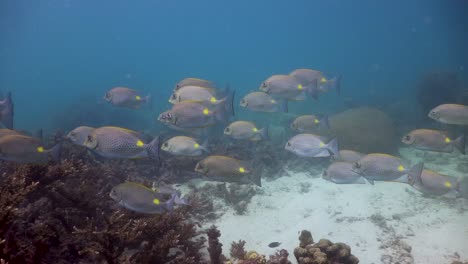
<box><xmin>285</xmin><ymin>133</ymin><xmax>339</xmax><ymax>158</ymax></box>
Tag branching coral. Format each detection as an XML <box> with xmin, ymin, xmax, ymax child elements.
<box><xmin>230</xmin><ymin>240</ymin><xmax>247</xmax><ymax>260</ymax></box>
<box><xmin>207</xmin><ymin>225</ymin><xmax>225</xmax><ymax>264</ymax></box>
<box><xmin>294</xmin><ymin>230</ymin><xmax>359</xmax><ymax>264</ymax></box>
<box><xmin>0</xmin><ymin>154</ymin><xmax>205</xmax><ymax>263</ymax></box>
<box><xmin>267</xmin><ymin>249</ymin><xmax>291</xmax><ymax>264</ymax></box>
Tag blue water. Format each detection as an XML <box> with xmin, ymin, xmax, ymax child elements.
<box><xmin>1</xmin><ymin>0</ymin><xmax>467</xmax><ymax>132</ymax></box>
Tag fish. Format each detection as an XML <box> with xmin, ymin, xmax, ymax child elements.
<box><xmin>285</xmin><ymin>134</ymin><xmax>339</xmax><ymax>158</ymax></box>
<box><xmin>0</xmin><ymin>128</ymin><xmax>22</xmax><ymax>138</ymax></box>
<box><xmin>194</xmin><ymin>155</ymin><xmax>261</xmax><ymax>186</ymax></box>
<box><xmin>290</xmin><ymin>115</ymin><xmax>329</xmax><ymax>133</ymax></box>
<box><xmin>161</xmin><ymin>136</ymin><xmax>209</xmax><ymax>156</ymax></box>
<box><xmin>402</xmin><ymin>129</ymin><xmax>465</xmax><ymax>154</ymax></box>
<box><xmin>428</xmin><ymin>104</ymin><xmax>468</xmax><ymax>125</ymax></box>
<box><xmin>259</xmin><ymin>75</ymin><xmax>306</xmax><ymax>101</ymax></box>
<box><xmin>289</xmin><ymin>69</ymin><xmax>341</xmax><ymax>99</ymax></box>
<box><xmin>332</xmin><ymin>150</ymin><xmax>366</xmax><ymax>163</ymax></box>
<box><xmin>224</xmin><ymin>121</ymin><xmax>268</xmax><ymax>141</ymax></box>
<box><xmin>110</xmin><ymin>182</ymin><xmax>176</xmax><ymax>214</ymax></box>
<box><xmin>239</xmin><ymin>92</ymin><xmax>287</xmax><ymax>113</ymax></box>
<box><xmin>83</xmin><ymin>126</ymin><xmax>160</xmax><ymax>160</ymax></box>
<box><xmin>158</xmin><ymin>99</ymin><xmax>233</xmax><ymax>129</ymax></box>
<box><xmin>0</xmin><ymin>134</ymin><xmax>61</xmax><ymax>163</ymax></box>
<box><xmin>0</xmin><ymin>92</ymin><xmax>14</xmax><ymax>129</ymax></box>
<box><xmin>174</xmin><ymin>77</ymin><xmax>216</xmax><ymax>91</ymax></box>
<box><xmin>352</xmin><ymin>153</ymin><xmax>423</xmax><ymax>185</ymax></box>
<box><xmin>169</xmin><ymin>85</ymin><xmax>218</xmax><ymax>104</ymax></box>
<box><xmin>104</xmin><ymin>87</ymin><xmax>151</xmax><ymax>109</ymax></box>
<box><xmin>66</xmin><ymin>126</ymin><xmax>96</xmax><ymax>146</ymax></box>
<box><xmin>322</xmin><ymin>162</ymin><xmax>367</xmax><ymax>184</ymax></box>
<box><xmin>409</xmin><ymin>169</ymin><xmax>459</xmax><ymax>196</ymax></box>
<box><xmin>268</xmin><ymin>242</ymin><xmax>281</xmax><ymax>248</ymax></box>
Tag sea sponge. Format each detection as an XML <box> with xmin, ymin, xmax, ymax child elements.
<box><xmin>325</xmin><ymin>107</ymin><xmax>398</xmax><ymax>154</ymax></box>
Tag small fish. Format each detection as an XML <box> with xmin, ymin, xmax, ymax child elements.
<box><xmin>409</xmin><ymin>169</ymin><xmax>459</xmax><ymax>196</ymax></box>
<box><xmin>428</xmin><ymin>104</ymin><xmax>468</xmax><ymax>125</ymax></box>
<box><xmin>332</xmin><ymin>150</ymin><xmax>366</xmax><ymax>163</ymax></box>
<box><xmin>0</xmin><ymin>134</ymin><xmax>61</xmax><ymax>163</ymax></box>
<box><xmin>289</xmin><ymin>69</ymin><xmax>341</xmax><ymax>99</ymax></box>
<box><xmin>352</xmin><ymin>153</ymin><xmax>423</xmax><ymax>185</ymax></box>
<box><xmin>83</xmin><ymin>126</ymin><xmax>160</xmax><ymax>160</ymax></box>
<box><xmin>259</xmin><ymin>75</ymin><xmax>306</xmax><ymax>101</ymax></box>
<box><xmin>169</xmin><ymin>85</ymin><xmax>219</xmax><ymax>104</ymax></box>
<box><xmin>224</xmin><ymin>121</ymin><xmax>268</xmax><ymax>141</ymax></box>
<box><xmin>161</xmin><ymin>136</ymin><xmax>209</xmax><ymax>156</ymax></box>
<box><xmin>110</xmin><ymin>182</ymin><xmax>176</xmax><ymax>214</ymax></box>
<box><xmin>66</xmin><ymin>126</ymin><xmax>96</xmax><ymax>146</ymax></box>
<box><xmin>240</xmin><ymin>92</ymin><xmax>287</xmax><ymax>113</ymax></box>
<box><xmin>104</xmin><ymin>87</ymin><xmax>151</xmax><ymax>109</ymax></box>
<box><xmin>158</xmin><ymin>99</ymin><xmax>233</xmax><ymax>129</ymax></box>
<box><xmin>268</xmin><ymin>242</ymin><xmax>281</xmax><ymax>248</ymax></box>
<box><xmin>174</xmin><ymin>77</ymin><xmax>216</xmax><ymax>91</ymax></box>
<box><xmin>285</xmin><ymin>134</ymin><xmax>339</xmax><ymax>158</ymax></box>
<box><xmin>0</xmin><ymin>92</ymin><xmax>14</xmax><ymax>129</ymax></box>
<box><xmin>195</xmin><ymin>155</ymin><xmax>261</xmax><ymax>186</ymax></box>
<box><xmin>402</xmin><ymin>129</ymin><xmax>465</xmax><ymax>154</ymax></box>
<box><xmin>290</xmin><ymin>115</ymin><xmax>329</xmax><ymax>133</ymax></box>
<box><xmin>322</xmin><ymin>162</ymin><xmax>367</xmax><ymax>184</ymax></box>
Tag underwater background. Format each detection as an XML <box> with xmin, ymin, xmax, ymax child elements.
<box><xmin>2</xmin><ymin>1</ymin><xmax>468</xmax><ymax>264</ymax></box>
<box><xmin>2</xmin><ymin>0</ymin><xmax>468</xmax><ymax>132</ymax></box>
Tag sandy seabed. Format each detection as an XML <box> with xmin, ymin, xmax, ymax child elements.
<box><xmin>194</xmin><ymin>148</ymin><xmax>468</xmax><ymax>264</ymax></box>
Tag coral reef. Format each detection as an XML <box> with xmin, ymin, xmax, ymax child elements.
<box><xmin>207</xmin><ymin>225</ymin><xmax>226</xmax><ymax>264</ymax></box>
<box><xmin>325</xmin><ymin>107</ymin><xmax>398</xmax><ymax>154</ymax></box>
<box><xmin>267</xmin><ymin>249</ymin><xmax>291</xmax><ymax>264</ymax></box>
<box><xmin>293</xmin><ymin>230</ymin><xmax>359</xmax><ymax>264</ymax></box>
<box><xmin>230</xmin><ymin>240</ymin><xmax>247</xmax><ymax>260</ymax></box>
<box><xmin>0</xmin><ymin>155</ymin><xmax>204</xmax><ymax>263</ymax></box>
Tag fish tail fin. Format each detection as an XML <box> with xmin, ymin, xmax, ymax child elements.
<box><xmin>364</xmin><ymin>177</ymin><xmax>375</xmax><ymax>185</ymax></box>
<box><xmin>306</xmin><ymin>79</ymin><xmax>319</xmax><ymax>100</ymax></box>
<box><xmin>145</xmin><ymin>94</ymin><xmax>153</xmax><ymax>110</ymax></box>
<box><xmin>201</xmin><ymin>138</ymin><xmax>210</xmax><ymax>153</ymax></box>
<box><xmin>319</xmin><ymin>115</ymin><xmax>330</xmax><ymax>130</ymax></box>
<box><xmin>165</xmin><ymin>193</ymin><xmax>176</xmax><ymax>212</ymax></box>
<box><xmin>408</xmin><ymin>162</ymin><xmax>424</xmax><ymax>186</ymax></box>
<box><xmin>49</xmin><ymin>142</ymin><xmax>63</xmax><ymax>162</ymax></box>
<box><xmin>331</xmin><ymin>75</ymin><xmax>342</xmax><ymax>95</ymax></box>
<box><xmin>146</xmin><ymin>136</ymin><xmax>161</xmax><ymax>161</ymax></box>
<box><xmin>251</xmin><ymin>172</ymin><xmax>262</xmax><ymax>187</ymax></box>
<box><xmin>259</xmin><ymin>126</ymin><xmax>269</xmax><ymax>140</ymax></box>
<box><xmin>453</xmin><ymin>135</ymin><xmax>465</xmax><ymax>155</ymax></box>
<box><xmin>326</xmin><ymin>138</ymin><xmax>339</xmax><ymax>158</ymax></box>
<box><xmin>280</xmin><ymin>99</ymin><xmax>289</xmax><ymax>113</ymax></box>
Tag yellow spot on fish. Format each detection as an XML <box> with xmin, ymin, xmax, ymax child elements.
<box><xmin>194</xmin><ymin>143</ymin><xmax>200</xmax><ymax>149</ymax></box>
<box><xmin>320</xmin><ymin>77</ymin><xmax>327</xmax><ymax>83</ymax></box>
<box><xmin>136</xmin><ymin>140</ymin><xmax>144</xmax><ymax>147</ymax></box>
<box><xmin>210</xmin><ymin>97</ymin><xmax>217</xmax><ymax>103</ymax></box>
<box><xmin>319</xmin><ymin>142</ymin><xmax>325</xmax><ymax>147</ymax></box>
<box><xmin>203</xmin><ymin>108</ymin><xmax>209</xmax><ymax>115</ymax></box>
<box><xmin>37</xmin><ymin>146</ymin><xmax>44</xmax><ymax>153</ymax></box>
<box><xmin>135</xmin><ymin>95</ymin><xmax>141</xmax><ymax>101</ymax></box>
<box><xmin>153</xmin><ymin>198</ymin><xmax>160</xmax><ymax>205</ymax></box>
<box><xmin>444</xmin><ymin>181</ymin><xmax>452</xmax><ymax>188</ymax></box>
<box><xmin>297</xmin><ymin>84</ymin><xmax>303</xmax><ymax>90</ymax></box>
<box><xmin>445</xmin><ymin>137</ymin><xmax>451</xmax><ymax>143</ymax></box>
<box><xmin>314</xmin><ymin>119</ymin><xmax>319</xmax><ymax>124</ymax></box>
<box><xmin>398</xmin><ymin>165</ymin><xmax>405</xmax><ymax>172</ymax></box>
<box><xmin>271</xmin><ymin>99</ymin><xmax>276</xmax><ymax>103</ymax></box>
<box><xmin>239</xmin><ymin>167</ymin><xmax>246</xmax><ymax>173</ymax></box>
<box><xmin>252</xmin><ymin>127</ymin><xmax>258</xmax><ymax>132</ymax></box>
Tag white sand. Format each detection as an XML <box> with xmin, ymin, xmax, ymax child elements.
<box><xmin>192</xmin><ymin>148</ymin><xmax>468</xmax><ymax>264</ymax></box>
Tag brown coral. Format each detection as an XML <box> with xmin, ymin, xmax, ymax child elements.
<box><xmin>293</xmin><ymin>230</ymin><xmax>359</xmax><ymax>264</ymax></box>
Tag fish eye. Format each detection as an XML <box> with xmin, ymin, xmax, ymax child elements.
<box><xmin>163</xmin><ymin>142</ymin><xmax>169</xmax><ymax>147</ymax></box>
<box><xmin>404</xmin><ymin>135</ymin><xmax>411</xmax><ymax>141</ymax></box>
<box><xmin>225</xmin><ymin>127</ymin><xmax>230</xmax><ymax>132</ymax></box>
<box><xmin>171</xmin><ymin>94</ymin><xmax>176</xmax><ymax>99</ymax></box>
<box><xmin>167</xmin><ymin>113</ymin><xmax>172</xmax><ymax>118</ymax></box>
<box><xmin>287</xmin><ymin>142</ymin><xmax>291</xmax><ymax>147</ymax></box>
<box><xmin>354</xmin><ymin>162</ymin><xmax>361</xmax><ymax>169</ymax></box>
<box><xmin>105</xmin><ymin>92</ymin><xmax>111</xmax><ymax>99</ymax></box>
<box><xmin>261</xmin><ymin>82</ymin><xmax>267</xmax><ymax>88</ymax></box>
